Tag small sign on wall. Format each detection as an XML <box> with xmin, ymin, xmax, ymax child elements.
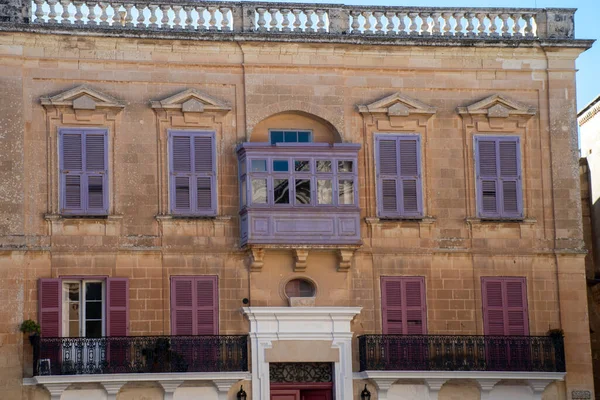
<box><xmin>572</xmin><ymin>390</ymin><xmax>592</xmax><ymax>399</ymax></box>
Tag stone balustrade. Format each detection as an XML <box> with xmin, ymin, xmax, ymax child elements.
<box><xmin>0</xmin><ymin>0</ymin><xmax>579</xmax><ymax>40</ymax></box>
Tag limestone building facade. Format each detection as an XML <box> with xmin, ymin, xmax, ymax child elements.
<box><xmin>0</xmin><ymin>2</ymin><xmax>595</xmax><ymax>400</ymax></box>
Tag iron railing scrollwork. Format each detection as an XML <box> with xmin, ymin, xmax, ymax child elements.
<box><xmin>358</xmin><ymin>334</ymin><xmax>565</xmax><ymax>372</ymax></box>
<box><xmin>270</xmin><ymin>362</ymin><xmax>333</xmax><ymax>383</ymax></box>
<box><xmin>32</xmin><ymin>335</ymin><xmax>248</xmax><ymax>376</ymax></box>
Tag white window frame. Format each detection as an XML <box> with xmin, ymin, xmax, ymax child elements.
<box><xmin>62</xmin><ymin>279</ymin><xmax>106</xmax><ymax>338</ymax></box>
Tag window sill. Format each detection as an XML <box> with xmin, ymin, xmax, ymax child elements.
<box><xmin>44</xmin><ymin>214</ymin><xmax>123</xmax><ymax>236</ymax></box>
<box><xmin>365</xmin><ymin>216</ymin><xmax>436</xmax><ymax>225</ymax></box>
<box><xmin>466</xmin><ymin>217</ymin><xmax>536</xmax><ymax>225</ymax></box>
<box><xmin>46</xmin><ymin>213</ymin><xmax>118</xmax><ymax>221</ymax></box>
<box><xmin>155</xmin><ymin>215</ymin><xmax>231</xmax><ymax>222</ymax></box>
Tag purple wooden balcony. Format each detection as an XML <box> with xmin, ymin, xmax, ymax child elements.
<box><xmin>236</xmin><ymin>142</ymin><xmax>361</xmax><ymax>247</ymax></box>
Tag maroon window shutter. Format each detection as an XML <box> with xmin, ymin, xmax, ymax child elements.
<box><xmin>404</xmin><ymin>278</ymin><xmax>426</xmax><ymax>334</ymax></box>
<box><xmin>107</xmin><ymin>278</ymin><xmax>129</xmax><ymax>336</ymax></box>
<box><xmin>482</xmin><ymin>277</ymin><xmax>529</xmax><ymax>336</ymax></box>
<box><xmin>482</xmin><ymin>278</ymin><xmax>505</xmax><ymax>335</ymax></box>
<box><xmin>39</xmin><ymin>279</ymin><xmax>61</xmax><ymax>337</ymax></box>
<box><xmin>382</xmin><ymin>277</ymin><xmax>403</xmax><ymax>334</ymax></box>
<box><xmin>505</xmin><ymin>278</ymin><xmax>529</xmax><ymax>335</ymax></box>
<box><xmin>171</xmin><ymin>277</ymin><xmax>194</xmax><ymax>335</ymax></box>
<box><xmin>195</xmin><ymin>276</ymin><xmax>218</xmax><ymax>335</ymax></box>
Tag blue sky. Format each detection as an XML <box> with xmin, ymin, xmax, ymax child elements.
<box><xmin>259</xmin><ymin>0</ymin><xmax>599</xmax><ymax>111</ymax></box>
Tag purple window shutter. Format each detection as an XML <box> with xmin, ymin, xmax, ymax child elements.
<box><xmin>60</xmin><ymin>132</ymin><xmax>84</xmax><ymax>213</ymax></box>
<box><xmin>498</xmin><ymin>139</ymin><xmax>523</xmax><ymax>218</ymax></box>
<box><xmin>404</xmin><ymin>277</ymin><xmax>426</xmax><ymax>334</ymax></box>
<box><xmin>382</xmin><ymin>276</ymin><xmax>426</xmax><ymax>334</ymax></box>
<box><xmin>482</xmin><ymin>278</ymin><xmax>505</xmax><ymax>335</ymax></box>
<box><xmin>399</xmin><ymin>137</ymin><xmax>422</xmax><ymax>217</ymax></box>
<box><xmin>476</xmin><ymin>138</ymin><xmax>500</xmax><ymax>218</ymax></box>
<box><xmin>377</xmin><ymin>138</ymin><xmax>399</xmax><ymax>217</ymax></box>
<box><xmin>381</xmin><ymin>277</ymin><xmax>403</xmax><ymax>334</ymax></box>
<box><xmin>107</xmin><ymin>278</ymin><xmax>129</xmax><ymax>336</ymax></box>
<box><xmin>482</xmin><ymin>277</ymin><xmax>528</xmax><ymax>336</ymax></box>
<box><xmin>195</xmin><ymin>276</ymin><xmax>218</xmax><ymax>335</ymax></box>
<box><xmin>171</xmin><ymin>277</ymin><xmax>194</xmax><ymax>335</ymax></box>
<box><xmin>39</xmin><ymin>279</ymin><xmax>61</xmax><ymax>337</ymax></box>
<box><xmin>505</xmin><ymin>278</ymin><xmax>529</xmax><ymax>335</ymax></box>
<box><xmin>84</xmin><ymin>133</ymin><xmax>108</xmax><ymax>214</ymax></box>
<box><xmin>170</xmin><ymin>132</ymin><xmax>216</xmax><ymax>216</ymax></box>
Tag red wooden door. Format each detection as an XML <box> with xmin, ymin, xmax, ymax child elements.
<box><xmin>303</xmin><ymin>389</ymin><xmax>332</xmax><ymax>400</ymax></box>
<box><xmin>271</xmin><ymin>390</ymin><xmax>300</xmax><ymax>400</ymax></box>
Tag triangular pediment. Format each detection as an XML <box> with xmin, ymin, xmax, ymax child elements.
<box><xmin>457</xmin><ymin>94</ymin><xmax>536</xmax><ymax>118</ymax></box>
<box><xmin>150</xmin><ymin>89</ymin><xmax>231</xmax><ymax>113</ymax></box>
<box><xmin>40</xmin><ymin>85</ymin><xmax>125</xmax><ymax>110</ymax></box>
<box><xmin>358</xmin><ymin>93</ymin><xmax>437</xmax><ymax>116</ymax></box>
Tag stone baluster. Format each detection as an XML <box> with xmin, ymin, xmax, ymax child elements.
<box><xmin>431</xmin><ymin>12</ymin><xmax>441</xmax><ymax>36</ymax></box>
<box><xmin>442</xmin><ymin>12</ymin><xmax>452</xmax><ymax>36</ymax></box>
<box><xmin>172</xmin><ymin>5</ymin><xmax>181</xmax><ymax>29</ymax></box>
<box><xmin>511</xmin><ymin>13</ymin><xmax>522</xmax><ymax>38</ymax></box>
<box><xmin>135</xmin><ymin>4</ymin><xmax>145</xmax><ymax>27</ymax></box>
<box><xmin>373</xmin><ymin>11</ymin><xmax>383</xmax><ymax>34</ymax></box>
<box><xmin>290</xmin><ymin>9</ymin><xmax>301</xmax><ymax>32</ymax></box>
<box><xmin>385</xmin><ymin>11</ymin><xmax>395</xmax><ymax>35</ymax></box>
<box><xmin>33</xmin><ymin>0</ymin><xmax>46</xmax><ymax>23</ymax></box>
<box><xmin>523</xmin><ymin>13</ymin><xmax>534</xmax><ymax>38</ymax></box>
<box><xmin>488</xmin><ymin>12</ymin><xmax>499</xmax><ymax>37</ymax></box>
<box><xmin>160</xmin><ymin>5</ymin><xmax>170</xmax><ymax>29</ymax></box>
<box><xmin>268</xmin><ymin>8</ymin><xmax>279</xmax><ymax>32</ymax></box>
<box><xmin>220</xmin><ymin>7</ymin><xmax>230</xmax><ymax>31</ymax></box>
<box><xmin>183</xmin><ymin>6</ymin><xmax>193</xmax><ymax>30</ymax></box>
<box><xmin>111</xmin><ymin>2</ymin><xmax>123</xmax><ymax>26</ymax></box>
<box><xmin>305</xmin><ymin>9</ymin><xmax>314</xmax><ymax>33</ymax></box>
<box><xmin>73</xmin><ymin>1</ymin><xmax>84</xmax><ymax>24</ymax></box>
<box><xmin>60</xmin><ymin>0</ymin><xmax>71</xmax><ymax>24</ymax></box>
<box><xmin>453</xmin><ymin>12</ymin><xmax>464</xmax><ymax>36</ymax></box>
<box><xmin>361</xmin><ymin>11</ymin><xmax>372</xmax><ymax>34</ymax></box>
<box><xmin>207</xmin><ymin>6</ymin><xmax>217</xmax><ymax>31</ymax></box>
<box><xmin>256</xmin><ymin>8</ymin><xmax>267</xmax><ymax>31</ymax></box>
<box><xmin>396</xmin><ymin>11</ymin><xmax>407</xmax><ymax>35</ymax></box>
<box><xmin>47</xmin><ymin>0</ymin><xmax>58</xmax><ymax>23</ymax></box>
<box><xmin>476</xmin><ymin>12</ymin><xmax>487</xmax><ymax>37</ymax></box>
<box><xmin>407</xmin><ymin>12</ymin><xmax>418</xmax><ymax>35</ymax></box>
<box><xmin>86</xmin><ymin>1</ymin><xmax>97</xmax><ymax>25</ymax></box>
<box><xmin>316</xmin><ymin>9</ymin><xmax>326</xmax><ymax>33</ymax></box>
<box><xmin>195</xmin><ymin>6</ymin><xmax>206</xmax><ymax>31</ymax></box>
<box><xmin>420</xmin><ymin>12</ymin><xmax>430</xmax><ymax>36</ymax></box>
<box><xmin>464</xmin><ymin>12</ymin><xmax>475</xmax><ymax>37</ymax></box>
<box><xmin>148</xmin><ymin>4</ymin><xmax>158</xmax><ymax>28</ymax></box>
<box><xmin>280</xmin><ymin>9</ymin><xmax>291</xmax><ymax>32</ymax></box>
<box><xmin>98</xmin><ymin>1</ymin><xmax>109</xmax><ymax>25</ymax></box>
<box><xmin>499</xmin><ymin>13</ymin><xmax>510</xmax><ymax>37</ymax></box>
<box><xmin>123</xmin><ymin>3</ymin><xmax>133</xmax><ymax>27</ymax></box>
<box><xmin>350</xmin><ymin>10</ymin><xmax>360</xmax><ymax>34</ymax></box>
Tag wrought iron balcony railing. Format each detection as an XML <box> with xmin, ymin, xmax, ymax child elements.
<box><xmin>32</xmin><ymin>335</ymin><xmax>248</xmax><ymax>376</ymax></box>
<box><xmin>358</xmin><ymin>334</ymin><xmax>565</xmax><ymax>372</ymax></box>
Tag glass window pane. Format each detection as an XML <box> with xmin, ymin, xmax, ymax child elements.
<box><xmin>86</xmin><ymin>301</ymin><xmax>102</xmax><ymax>320</ymax></box>
<box><xmin>273</xmin><ymin>160</ymin><xmax>289</xmax><ymax>172</ymax></box>
<box><xmin>85</xmin><ymin>283</ymin><xmax>102</xmax><ymax>301</ymax></box>
<box><xmin>274</xmin><ymin>179</ymin><xmax>290</xmax><ymax>204</ymax></box>
<box><xmin>298</xmin><ymin>131</ymin><xmax>311</xmax><ymax>143</ymax></box>
<box><xmin>284</xmin><ymin>131</ymin><xmax>297</xmax><ymax>143</ymax></box>
<box><xmin>317</xmin><ymin>180</ymin><xmax>333</xmax><ymax>205</ymax></box>
<box><xmin>251</xmin><ymin>179</ymin><xmax>267</xmax><ymax>204</ymax></box>
<box><xmin>67</xmin><ymin>283</ymin><xmax>80</xmax><ymax>302</ymax></box>
<box><xmin>68</xmin><ymin>320</ymin><xmax>80</xmax><ymax>338</ymax></box>
<box><xmin>251</xmin><ymin>159</ymin><xmax>267</xmax><ymax>172</ymax></box>
<box><xmin>316</xmin><ymin>160</ymin><xmax>332</xmax><ymax>173</ymax></box>
<box><xmin>338</xmin><ymin>160</ymin><xmax>354</xmax><ymax>173</ymax></box>
<box><xmin>339</xmin><ymin>179</ymin><xmax>355</xmax><ymax>205</ymax></box>
<box><xmin>240</xmin><ymin>177</ymin><xmax>247</xmax><ymax>207</ymax></box>
<box><xmin>69</xmin><ymin>302</ymin><xmax>79</xmax><ymax>320</ymax></box>
<box><xmin>295</xmin><ymin>160</ymin><xmax>310</xmax><ymax>172</ymax></box>
<box><xmin>85</xmin><ymin>321</ymin><xmax>102</xmax><ymax>338</ymax></box>
<box><xmin>270</xmin><ymin>131</ymin><xmax>284</xmax><ymax>144</ymax></box>
<box><xmin>295</xmin><ymin>179</ymin><xmax>311</xmax><ymax>205</ymax></box>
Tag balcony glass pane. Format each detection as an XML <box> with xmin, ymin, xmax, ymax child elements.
<box><xmin>274</xmin><ymin>179</ymin><xmax>290</xmax><ymax>204</ymax></box>
<box><xmin>284</xmin><ymin>131</ymin><xmax>297</xmax><ymax>142</ymax></box>
<box><xmin>316</xmin><ymin>160</ymin><xmax>332</xmax><ymax>172</ymax></box>
<box><xmin>239</xmin><ymin>160</ymin><xmax>246</xmax><ymax>176</ymax></box>
<box><xmin>317</xmin><ymin>179</ymin><xmax>333</xmax><ymax>205</ymax></box>
<box><xmin>270</xmin><ymin>131</ymin><xmax>284</xmax><ymax>144</ymax></box>
<box><xmin>240</xmin><ymin>177</ymin><xmax>247</xmax><ymax>207</ymax></box>
<box><xmin>339</xmin><ymin>179</ymin><xmax>355</xmax><ymax>205</ymax></box>
<box><xmin>295</xmin><ymin>160</ymin><xmax>310</xmax><ymax>172</ymax></box>
<box><xmin>251</xmin><ymin>159</ymin><xmax>267</xmax><ymax>172</ymax></box>
<box><xmin>273</xmin><ymin>160</ymin><xmax>289</xmax><ymax>172</ymax></box>
<box><xmin>298</xmin><ymin>131</ymin><xmax>311</xmax><ymax>143</ymax></box>
<box><xmin>338</xmin><ymin>160</ymin><xmax>354</xmax><ymax>173</ymax></box>
<box><xmin>295</xmin><ymin>179</ymin><xmax>311</xmax><ymax>205</ymax></box>
<box><xmin>252</xmin><ymin>179</ymin><xmax>267</xmax><ymax>203</ymax></box>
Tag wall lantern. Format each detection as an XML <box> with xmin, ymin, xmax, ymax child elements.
<box><xmin>237</xmin><ymin>385</ymin><xmax>247</xmax><ymax>400</ymax></box>
<box><xmin>361</xmin><ymin>384</ymin><xmax>371</xmax><ymax>400</ymax></box>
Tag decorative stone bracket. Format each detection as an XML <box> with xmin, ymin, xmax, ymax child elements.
<box><xmin>247</xmin><ymin>246</ymin><xmax>359</xmax><ymax>272</ymax></box>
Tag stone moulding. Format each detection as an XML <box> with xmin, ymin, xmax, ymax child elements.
<box><xmin>457</xmin><ymin>94</ymin><xmax>537</xmax><ymax>119</ymax></box>
<box><xmin>150</xmin><ymin>88</ymin><xmax>232</xmax><ymax>114</ymax></box>
<box><xmin>358</xmin><ymin>92</ymin><xmax>437</xmax><ymax>118</ymax></box>
<box><xmin>40</xmin><ymin>85</ymin><xmax>126</xmax><ymax>111</ymax></box>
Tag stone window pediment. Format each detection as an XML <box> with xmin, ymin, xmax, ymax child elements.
<box><xmin>457</xmin><ymin>94</ymin><xmax>537</xmax><ymax>128</ymax></box>
<box><xmin>358</xmin><ymin>92</ymin><xmax>436</xmax><ymax>129</ymax></box>
<box><xmin>150</xmin><ymin>88</ymin><xmax>231</xmax><ymax>114</ymax></box>
<box><xmin>40</xmin><ymin>85</ymin><xmax>126</xmax><ymax>111</ymax></box>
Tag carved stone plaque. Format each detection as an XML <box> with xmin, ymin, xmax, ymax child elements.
<box><xmin>572</xmin><ymin>390</ymin><xmax>592</xmax><ymax>399</ymax></box>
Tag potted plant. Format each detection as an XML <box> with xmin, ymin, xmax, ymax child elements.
<box><xmin>19</xmin><ymin>319</ymin><xmax>41</xmax><ymax>345</ymax></box>
<box><xmin>547</xmin><ymin>328</ymin><xmax>565</xmax><ymax>338</ymax></box>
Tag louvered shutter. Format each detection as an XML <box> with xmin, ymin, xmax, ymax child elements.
<box><xmin>170</xmin><ymin>132</ymin><xmax>216</xmax><ymax>216</ymax></box>
<box><xmin>475</xmin><ymin>136</ymin><xmax>522</xmax><ymax>218</ymax></box>
<box><xmin>60</xmin><ymin>132</ymin><xmax>84</xmax><ymax>213</ymax></box>
<box><xmin>482</xmin><ymin>277</ymin><xmax>529</xmax><ymax>336</ymax></box>
<box><xmin>376</xmin><ymin>135</ymin><xmax>422</xmax><ymax>218</ymax></box>
<box><xmin>195</xmin><ymin>276</ymin><xmax>218</xmax><ymax>335</ymax></box>
<box><xmin>39</xmin><ymin>279</ymin><xmax>61</xmax><ymax>337</ymax></box>
<box><xmin>382</xmin><ymin>277</ymin><xmax>426</xmax><ymax>334</ymax></box>
<box><xmin>107</xmin><ymin>278</ymin><xmax>129</xmax><ymax>336</ymax></box>
<box><xmin>482</xmin><ymin>279</ymin><xmax>505</xmax><ymax>335</ymax></box>
<box><xmin>85</xmin><ymin>133</ymin><xmax>108</xmax><ymax>214</ymax></box>
<box><xmin>171</xmin><ymin>277</ymin><xmax>194</xmax><ymax>335</ymax></box>
<box><xmin>505</xmin><ymin>279</ymin><xmax>528</xmax><ymax>335</ymax></box>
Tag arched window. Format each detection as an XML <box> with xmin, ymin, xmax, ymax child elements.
<box><xmin>285</xmin><ymin>279</ymin><xmax>316</xmax><ymax>298</ymax></box>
